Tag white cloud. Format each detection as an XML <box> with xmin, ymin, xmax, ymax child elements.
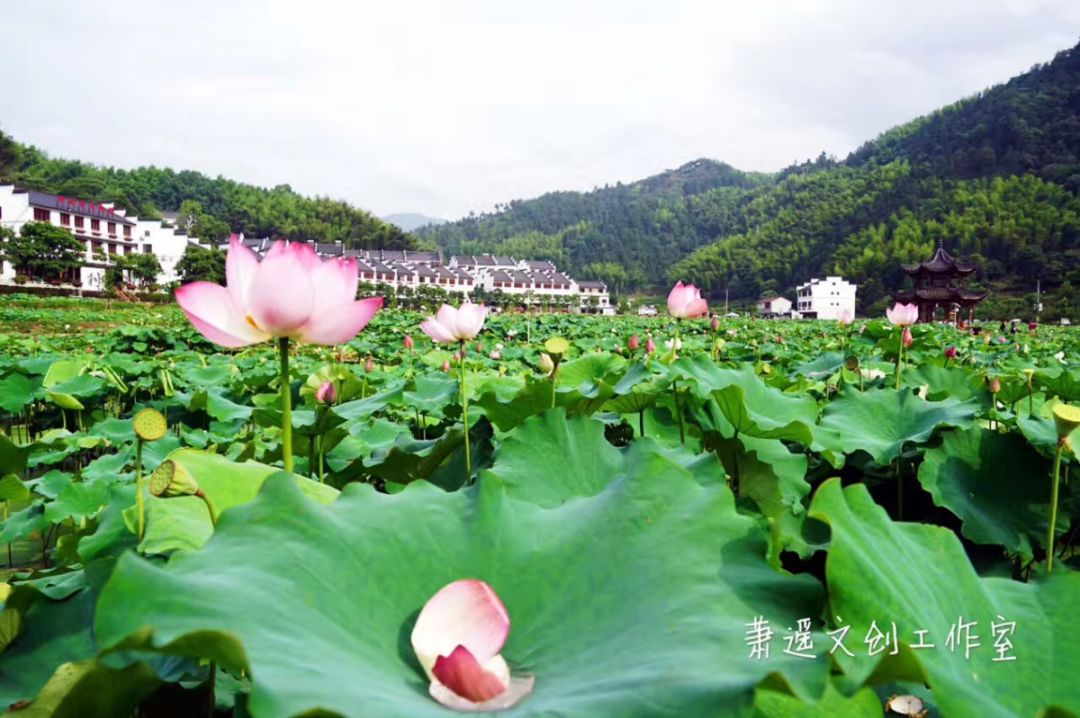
<box><xmin>1</xmin><ymin>0</ymin><xmax>1077</xmax><ymax>219</ymax></box>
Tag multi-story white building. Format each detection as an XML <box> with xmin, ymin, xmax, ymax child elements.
<box><xmin>795</xmin><ymin>276</ymin><xmax>857</xmax><ymax>320</ymax></box>
<box><xmin>0</xmin><ymin>183</ymin><xmax>190</xmax><ymax>289</ymax></box>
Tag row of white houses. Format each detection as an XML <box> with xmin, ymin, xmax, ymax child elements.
<box><xmin>0</xmin><ymin>183</ymin><xmax>614</xmax><ymax>313</ymax></box>
<box><xmin>0</xmin><ymin>184</ymin><xmax>190</xmax><ymax>289</ymax></box>
<box><xmin>223</xmin><ymin>238</ymin><xmax>615</xmax><ymax>313</ymax></box>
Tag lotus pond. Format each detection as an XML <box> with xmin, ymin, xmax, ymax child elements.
<box><xmin>1</xmin><ymin>296</ymin><xmax>1078</xmax><ymax>717</ymax></box>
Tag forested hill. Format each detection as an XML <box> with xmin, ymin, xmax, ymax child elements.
<box><xmin>422</xmin><ymin>41</ymin><xmax>1080</xmax><ymax>316</ymax></box>
<box><xmin>0</xmin><ymin>131</ymin><xmax>415</xmax><ymax>250</ymax></box>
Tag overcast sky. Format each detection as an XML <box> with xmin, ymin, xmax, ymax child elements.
<box><xmin>2</xmin><ymin>1</ymin><xmax>1079</xmax><ymax>220</ymax></box>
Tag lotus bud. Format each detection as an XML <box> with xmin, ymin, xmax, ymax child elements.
<box><xmin>441</xmin><ymin>360</ymin><xmax>451</xmax><ymax>373</ymax></box>
<box><xmin>452</xmin><ymin>351</ymin><xmax>462</xmax><ymax>363</ymax></box>
<box><xmin>364</xmin><ymin>356</ymin><xmax>374</xmax><ymax>372</ymax></box>
<box><xmin>628</xmin><ymin>334</ymin><xmax>640</xmax><ymax>351</ymax></box>
<box><xmin>133</xmin><ymin>408</ymin><xmax>167</xmax><ymax>442</ymax></box>
<box><xmin>711</xmin><ymin>316</ymin><xmax>720</xmax><ymax>332</ymax></box>
<box><xmin>989</xmin><ymin>377</ymin><xmax>1001</xmax><ymax>394</ymax></box>
<box><xmin>1052</xmin><ymin>403</ymin><xmax>1080</xmax><ymax>440</ymax></box>
<box><xmin>1029</xmin><ymin>322</ymin><xmax>1038</xmax><ymax>331</ymax></box>
<box><xmin>403</xmin><ymin>334</ymin><xmax>415</xmax><ymax>350</ymax></box>
<box><xmin>645</xmin><ymin>338</ymin><xmax>656</xmax><ymax>355</ymax></box>
<box><xmin>476</xmin><ymin>342</ymin><xmax>484</xmax><ymax>354</ymax></box>
<box><xmin>902</xmin><ymin>326</ymin><xmax>913</xmax><ymax>348</ymax></box>
<box><xmin>315</xmin><ymin>381</ymin><xmax>337</xmax><ymax>405</ymax></box>
<box><xmin>539</xmin><ymin>353</ymin><xmax>555</xmax><ymax>375</ymax></box>
<box><xmin>944</xmin><ymin>346</ymin><xmax>957</xmax><ymax>360</ymax></box>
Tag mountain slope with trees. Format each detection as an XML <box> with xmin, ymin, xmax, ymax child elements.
<box><xmin>0</xmin><ymin>131</ymin><xmax>415</xmax><ymax>250</ymax></box>
<box><xmin>422</xmin><ymin>41</ymin><xmax>1080</xmax><ymax>316</ymax></box>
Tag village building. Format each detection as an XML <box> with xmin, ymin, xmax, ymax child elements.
<box><xmin>756</xmin><ymin>295</ymin><xmax>793</xmax><ymax>317</ymax></box>
<box><xmin>795</xmin><ymin>276</ymin><xmax>857</xmax><ymax>320</ymax></box>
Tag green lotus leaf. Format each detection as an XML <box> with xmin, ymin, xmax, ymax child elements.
<box><xmin>902</xmin><ymin>364</ymin><xmax>990</xmax><ymax>403</ymax></box>
<box><xmin>41</xmin><ymin>361</ymin><xmax>88</xmax><ymax>389</ymax></box>
<box><xmin>0</xmin><ymin>373</ymin><xmax>34</xmax><ymax>414</ymax></box>
<box><xmin>138</xmin><ymin>448</ymin><xmax>339</xmax><ymax>555</ymax></box>
<box><xmin>918</xmin><ymin>428</ymin><xmax>1063</xmax><ymax>558</ymax></box>
<box><xmin>753</xmin><ymin>681</ymin><xmax>883</xmax><ymax>718</ymax></box>
<box><xmin>809</xmin><ymin>478</ymin><xmax>1080</xmax><ymax>717</ymax></box>
<box><xmin>96</xmin><ymin>456</ymin><xmax>829</xmax><ymax>717</ymax></box>
<box><xmin>817</xmin><ymin>388</ymin><xmax>977</xmax><ymax>465</ymax></box>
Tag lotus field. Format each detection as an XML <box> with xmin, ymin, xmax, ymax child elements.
<box><xmin>1</xmin><ymin>243</ymin><xmax>1079</xmax><ymax>717</ymax></box>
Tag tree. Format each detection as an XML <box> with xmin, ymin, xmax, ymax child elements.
<box><xmin>176</xmin><ymin>244</ymin><xmax>225</xmax><ymax>284</ymax></box>
<box><xmin>0</xmin><ymin>221</ymin><xmax>85</xmax><ymax>282</ymax></box>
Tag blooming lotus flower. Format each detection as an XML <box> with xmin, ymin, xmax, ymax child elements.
<box><xmin>902</xmin><ymin>326</ymin><xmax>913</xmax><ymax>348</ymax></box>
<box><xmin>175</xmin><ymin>237</ymin><xmax>383</xmax><ymax>347</ymax></box>
<box><xmin>667</xmin><ymin>281</ymin><xmax>708</xmax><ymax>319</ymax></box>
<box><xmin>489</xmin><ymin>350</ymin><xmax>501</xmax><ymax>360</ymax></box>
<box><xmin>411</xmin><ymin>580</ymin><xmax>534</xmax><ymax>711</ymax></box>
<box><xmin>421</xmin><ymin>301</ymin><xmax>488</xmax><ymax>344</ymax></box>
<box><xmin>664</xmin><ymin>337</ymin><xmax>683</xmax><ymax>351</ymax></box>
<box><xmin>314</xmin><ymin>381</ymin><xmax>336</xmax><ymax>405</ymax></box>
<box><xmin>838</xmin><ymin>309</ymin><xmax>853</xmax><ymax>327</ymax></box>
<box><xmin>885</xmin><ymin>302</ymin><xmax>919</xmax><ymax>327</ymax></box>
<box><xmin>628</xmin><ymin>334</ymin><xmax>640</xmax><ymax>351</ymax></box>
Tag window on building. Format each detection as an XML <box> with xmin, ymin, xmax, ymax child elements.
<box><xmin>91</xmin><ymin>219</ymin><xmax>100</xmax><ymax>232</ymax></box>
<box><xmin>75</xmin><ymin>216</ymin><xmax>84</xmax><ymax>229</ymax></box>
<box><xmin>33</xmin><ymin>208</ymin><xmax>50</xmax><ymax>222</ymax></box>
<box><xmin>108</xmin><ymin>244</ymin><xmax>117</xmax><ymax>255</ymax></box>
<box><xmin>143</xmin><ymin>244</ymin><xmax>152</xmax><ymax>254</ymax></box>
<box><xmin>108</xmin><ymin>222</ymin><xmax>117</xmax><ymax>236</ymax></box>
<box><xmin>124</xmin><ymin>226</ymin><xmax>132</xmax><ymax>237</ymax></box>
<box><xmin>60</xmin><ymin>213</ymin><xmax>71</xmax><ymax>226</ymax></box>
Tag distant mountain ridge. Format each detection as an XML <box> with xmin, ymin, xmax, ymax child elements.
<box><xmin>420</xmin><ymin>41</ymin><xmax>1080</xmax><ymax>317</ymax></box>
<box><xmin>383</xmin><ymin>212</ymin><xmax>448</xmax><ymax>232</ymax></box>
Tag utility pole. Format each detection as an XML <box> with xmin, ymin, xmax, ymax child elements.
<box><xmin>724</xmin><ymin>286</ymin><xmax>729</xmax><ymax>315</ymax></box>
<box><xmin>1036</xmin><ymin>279</ymin><xmax>1042</xmax><ymax>323</ymax></box>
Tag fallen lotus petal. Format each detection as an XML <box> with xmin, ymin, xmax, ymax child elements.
<box><xmin>411</xmin><ymin>579</ymin><xmax>533</xmax><ymax>712</ymax></box>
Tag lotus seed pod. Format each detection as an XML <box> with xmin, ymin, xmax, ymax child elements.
<box><xmin>1052</xmin><ymin>403</ymin><xmax>1080</xmax><ymax>439</ymax></box>
<box><xmin>544</xmin><ymin>337</ymin><xmax>570</xmax><ymax>360</ymax></box>
<box><xmin>133</xmin><ymin>408</ymin><xmax>167</xmax><ymax>442</ymax></box>
<box><xmin>843</xmin><ymin>355</ymin><xmax>860</xmax><ymax>371</ymax></box>
<box><xmin>539</xmin><ymin>353</ymin><xmax>555</xmax><ymax>375</ymax></box>
<box><xmin>149</xmin><ymin>460</ymin><xmax>200</xmax><ymax>498</ymax></box>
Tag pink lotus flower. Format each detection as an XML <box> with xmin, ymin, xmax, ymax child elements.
<box><xmin>645</xmin><ymin>338</ymin><xmax>656</xmax><ymax>355</ymax></box>
<box><xmin>945</xmin><ymin>346</ymin><xmax>957</xmax><ymax>359</ymax></box>
<box><xmin>667</xmin><ymin>281</ymin><xmax>708</xmax><ymax>319</ymax></box>
<box><xmin>489</xmin><ymin>350</ymin><xmax>501</xmax><ymax>360</ymax></box>
<box><xmin>902</xmin><ymin>326</ymin><xmax>913</xmax><ymax>348</ymax></box>
<box><xmin>441</xmin><ymin>360</ymin><xmax>451</xmax><ymax>373</ymax></box>
<box><xmin>885</xmin><ymin>302</ymin><xmax>919</xmax><ymax>327</ymax></box>
<box><xmin>404</xmin><ymin>334</ymin><xmax>415</xmax><ymax>350</ymax></box>
<box><xmin>628</xmin><ymin>334</ymin><xmax>640</xmax><ymax>351</ymax></box>
<box><xmin>421</xmin><ymin>301</ymin><xmax>488</xmax><ymax>344</ymax></box>
<box><xmin>314</xmin><ymin>381</ymin><xmax>336</xmax><ymax>405</ymax></box>
<box><xmin>838</xmin><ymin>309</ymin><xmax>853</xmax><ymax>326</ymax></box>
<box><xmin>175</xmin><ymin>237</ymin><xmax>382</xmax><ymax>347</ymax></box>
<box><xmin>411</xmin><ymin>580</ymin><xmax>534</xmax><ymax>711</ymax></box>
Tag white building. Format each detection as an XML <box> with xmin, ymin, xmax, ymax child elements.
<box><xmin>795</xmin><ymin>276</ymin><xmax>857</xmax><ymax>320</ymax></box>
<box><xmin>0</xmin><ymin>183</ymin><xmax>190</xmax><ymax>289</ymax></box>
<box><xmin>756</xmin><ymin>295</ymin><xmax>793</xmax><ymax>317</ymax></box>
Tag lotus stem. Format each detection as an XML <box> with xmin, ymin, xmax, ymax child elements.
<box><xmin>1048</xmin><ymin>440</ymin><xmax>1064</xmax><ymax>573</ymax></box>
<box><xmin>135</xmin><ymin>438</ymin><xmax>146</xmax><ymax>539</ymax></box>
<box><xmin>895</xmin><ymin>332</ymin><xmax>903</xmax><ymax>390</ymax></box>
<box><xmin>279</xmin><ymin>337</ymin><xmax>293</xmax><ymax>474</ymax></box>
<box><xmin>639</xmin><ymin>410</ymin><xmax>645</xmax><ymax>439</ymax></box>
<box><xmin>459</xmin><ymin>340</ymin><xmax>472</xmax><ymax>484</ymax></box>
<box><xmin>196</xmin><ymin>489</ymin><xmax>218</xmax><ymax>527</ymax></box>
<box><xmin>673</xmin><ymin>379</ymin><xmax>685</xmax><ymax>445</ymax></box>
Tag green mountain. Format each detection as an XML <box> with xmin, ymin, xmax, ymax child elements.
<box><xmin>422</xmin><ymin>41</ymin><xmax>1080</xmax><ymax>318</ymax></box>
<box><xmin>383</xmin><ymin>212</ymin><xmax>448</xmax><ymax>232</ymax></box>
<box><xmin>0</xmin><ymin>131</ymin><xmax>414</xmax><ymax>250</ymax></box>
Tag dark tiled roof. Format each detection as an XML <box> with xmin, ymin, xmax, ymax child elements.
<box><xmin>27</xmin><ymin>190</ymin><xmax>136</xmax><ymax>225</ymax></box>
<box><xmin>578</xmin><ymin>280</ymin><xmax>606</xmax><ymax>289</ymax></box>
<box><xmin>902</xmin><ymin>243</ymin><xmax>978</xmax><ymax>275</ymax></box>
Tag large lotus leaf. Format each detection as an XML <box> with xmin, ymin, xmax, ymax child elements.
<box><xmin>753</xmin><ymin>682</ymin><xmax>883</xmax><ymax>718</ymax></box>
<box><xmin>1</xmin><ymin>660</ymin><xmax>160</xmax><ymax>718</ymax></box>
<box><xmin>809</xmin><ymin>479</ymin><xmax>1080</xmax><ymax>718</ymax></box>
<box><xmin>902</xmin><ymin>364</ymin><xmax>990</xmax><ymax>403</ymax></box>
<box><xmin>790</xmin><ymin>352</ymin><xmax>845</xmax><ymax>381</ymax></box>
<box><xmin>0</xmin><ymin>434</ymin><xmax>35</xmax><ymax>476</ymax></box>
<box><xmin>41</xmin><ymin>361</ymin><xmax>88</xmax><ymax>389</ymax></box>
<box><xmin>675</xmin><ymin>360</ymin><xmax>817</xmax><ymax>443</ymax></box>
<box><xmin>96</xmin><ymin>459</ymin><xmax>829</xmax><ymax>718</ymax></box>
<box><xmin>332</xmin><ymin>380</ymin><xmax>405</xmax><ymax>422</ymax></box>
<box><xmin>138</xmin><ymin>448</ymin><xmax>339</xmax><ymax>555</ymax></box>
<box><xmin>0</xmin><ymin>373</ymin><xmax>34</xmax><ymax>414</ymax></box>
<box><xmin>918</xmin><ymin>428</ymin><xmax>1061</xmax><ymax>558</ymax></box>
<box><xmin>484</xmin><ymin>409</ymin><xmax>624</xmax><ymax>506</ymax></box>
<box><xmin>402</xmin><ymin>374</ymin><xmax>460</xmax><ymax>416</ymax></box>
<box><xmin>1035</xmin><ymin>367</ymin><xmax>1080</xmax><ymax>402</ymax></box>
<box><xmin>817</xmin><ymin>388</ymin><xmax>977</xmax><ymax>465</ymax></box>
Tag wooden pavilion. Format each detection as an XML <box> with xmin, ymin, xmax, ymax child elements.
<box><xmin>893</xmin><ymin>240</ymin><xmax>987</xmax><ymax>323</ymax></box>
